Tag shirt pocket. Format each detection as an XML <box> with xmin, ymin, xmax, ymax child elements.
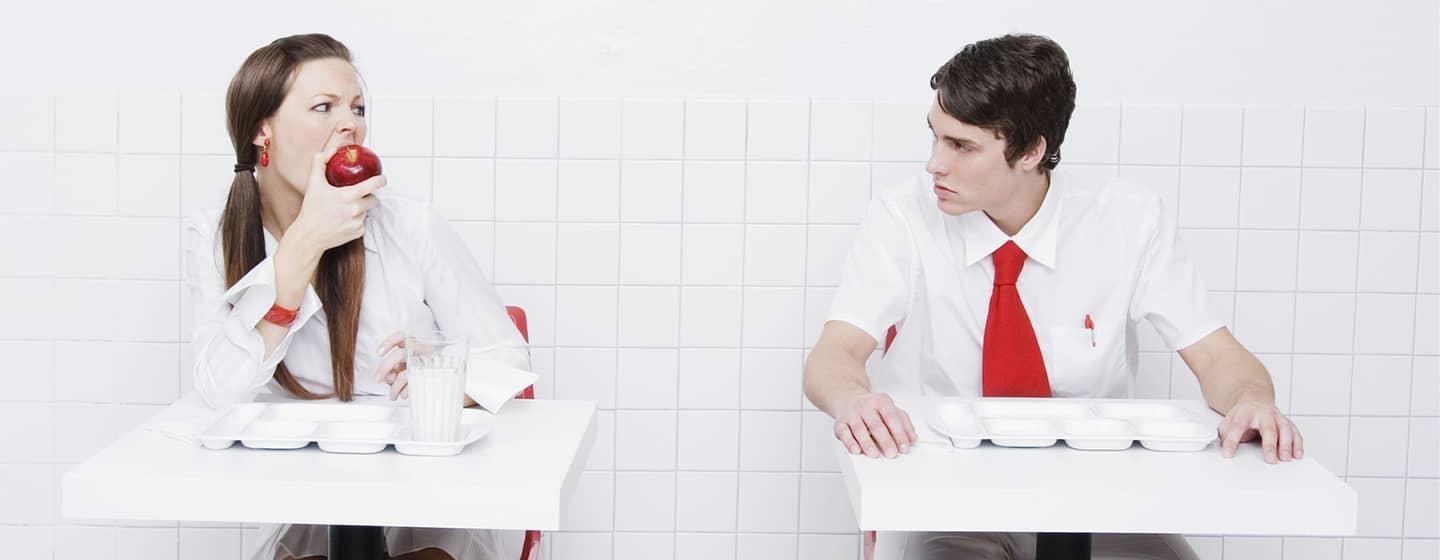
<box><xmin>1047</xmin><ymin>325</ymin><xmax>1125</xmax><ymax>397</ymax></box>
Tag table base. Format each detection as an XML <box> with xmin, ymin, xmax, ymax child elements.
<box><xmin>1036</xmin><ymin>532</ymin><xmax>1091</xmax><ymax>560</ymax></box>
<box><xmin>330</xmin><ymin>525</ymin><xmax>386</xmax><ymax>560</ymax></box>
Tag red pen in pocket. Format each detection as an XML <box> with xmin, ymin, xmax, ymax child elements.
<box><xmin>1083</xmin><ymin>313</ymin><xmax>1095</xmax><ymax>347</ymax></box>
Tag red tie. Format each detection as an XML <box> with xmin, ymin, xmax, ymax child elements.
<box><xmin>982</xmin><ymin>241</ymin><xmax>1052</xmax><ymax>397</ymax></box>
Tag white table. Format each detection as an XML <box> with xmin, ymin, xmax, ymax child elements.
<box><xmin>838</xmin><ymin>397</ymin><xmax>1356</xmax><ymax>559</ymax></box>
<box><xmin>63</xmin><ymin>393</ymin><xmax>596</xmax><ymax>554</ymax></box>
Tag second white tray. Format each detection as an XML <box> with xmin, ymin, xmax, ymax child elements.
<box><xmin>926</xmin><ymin>398</ymin><xmax>1218</xmax><ymax>452</ymax></box>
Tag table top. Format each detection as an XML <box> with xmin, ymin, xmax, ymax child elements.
<box><xmin>837</xmin><ymin>396</ymin><xmax>1356</xmax><ymax>536</ymax></box>
<box><xmin>62</xmin><ymin>393</ymin><xmax>597</xmax><ymax>531</ymax></box>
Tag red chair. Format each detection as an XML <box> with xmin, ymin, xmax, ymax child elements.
<box><xmin>505</xmin><ymin>305</ymin><xmax>542</xmax><ymax>560</ymax></box>
<box><xmin>507</xmin><ymin>306</ymin><xmax>535</xmax><ymax>401</ymax></box>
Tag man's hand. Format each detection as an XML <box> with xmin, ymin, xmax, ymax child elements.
<box><xmin>831</xmin><ymin>392</ymin><xmax>918</xmax><ymax>459</ymax></box>
<box><xmin>1180</xmin><ymin>328</ymin><xmax>1304</xmax><ymax>465</ymax></box>
<box><xmin>1217</xmin><ymin>398</ymin><xmax>1304</xmax><ymax>464</ymax></box>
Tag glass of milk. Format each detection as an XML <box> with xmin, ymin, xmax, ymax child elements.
<box><xmin>404</xmin><ymin>332</ymin><xmax>469</xmax><ymax>442</ymax></box>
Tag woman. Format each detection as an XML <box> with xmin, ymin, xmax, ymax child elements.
<box><xmin>184</xmin><ymin>33</ymin><xmax>530</xmax><ymax>560</ymax></box>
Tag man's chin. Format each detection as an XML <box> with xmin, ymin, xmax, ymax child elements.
<box><xmin>935</xmin><ymin>198</ymin><xmax>975</xmax><ymax>216</ymax></box>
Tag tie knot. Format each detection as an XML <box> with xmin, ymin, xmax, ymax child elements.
<box><xmin>992</xmin><ymin>241</ymin><xmax>1027</xmax><ymax>286</ymax></box>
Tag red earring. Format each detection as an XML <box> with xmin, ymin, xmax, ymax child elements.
<box><xmin>259</xmin><ymin>139</ymin><xmax>271</xmax><ymax>167</ymax></box>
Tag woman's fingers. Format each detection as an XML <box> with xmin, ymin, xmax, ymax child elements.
<box><xmin>377</xmin><ymin>331</ymin><xmax>405</xmax><ymax>356</ymax></box>
<box><xmin>389</xmin><ymin>372</ymin><xmax>408</xmax><ymax>401</ymax></box>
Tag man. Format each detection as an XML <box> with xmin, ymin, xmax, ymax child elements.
<box><xmin>802</xmin><ymin>33</ymin><xmax>1303</xmax><ymax>560</ymax></box>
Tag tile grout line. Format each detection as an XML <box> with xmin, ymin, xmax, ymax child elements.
<box><xmin>795</xmin><ymin>99</ymin><xmax>815</xmax><ymax>559</ymax></box>
<box><xmin>1342</xmin><ymin>107</ymin><xmax>1365</xmax><ymax>549</ymax></box>
<box><xmin>672</xmin><ymin>98</ymin><xmax>686</xmax><ymax>554</ymax></box>
<box><xmin>606</xmin><ymin>100</ymin><xmax>624</xmax><ymax>559</ymax></box>
<box><xmin>1287</xmin><ymin>105</ymin><xmax>1309</xmax><ymax>497</ymax></box>
<box><xmin>1395</xmin><ymin>104</ymin><xmax>1435</xmax><ymax>545</ymax></box>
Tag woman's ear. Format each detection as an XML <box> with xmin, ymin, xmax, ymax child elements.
<box><xmin>252</xmin><ymin>122</ymin><xmax>272</xmax><ymax>149</ymax></box>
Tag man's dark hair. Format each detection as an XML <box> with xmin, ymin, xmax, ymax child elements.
<box><xmin>930</xmin><ymin>33</ymin><xmax>1077</xmax><ymax>171</ymax></box>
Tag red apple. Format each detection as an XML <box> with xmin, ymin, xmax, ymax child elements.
<box><xmin>325</xmin><ymin>145</ymin><xmax>383</xmax><ymax>187</ymax></box>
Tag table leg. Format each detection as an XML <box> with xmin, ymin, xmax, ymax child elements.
<box><xmin>1035</xmin><ymin>532</ymin><xmax>1091</xmax><ymax>560</ymax></box>
<box><xmin>329</xmin><ymin>525</ymin><xmax>386</xmax><ymax>560</ymax></box>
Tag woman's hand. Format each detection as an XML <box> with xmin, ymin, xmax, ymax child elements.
<box><xmin>374</xmin><ymin>331</ymin><xmax>410</xmax><ymax>400</ymax></box>
<box><xmin>286</xmin><ymin>135</ymin><xmax>386</xmax><ymax>253</ymax></box>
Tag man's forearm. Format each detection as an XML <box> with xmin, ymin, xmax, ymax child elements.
<box><xmin>1180</xmin><ymin>328</ymin><xmax>1276</xmax><ymax>415</ymax></box>
<box><xmin>803</xmin><ymin>345</ymin><xmax>873</xmax><ymax>416</ymax></box>
<box><xmin>1197</xmin><ymin>346</ymin><xmax>1275</xmax><ymax>415</ymax></box>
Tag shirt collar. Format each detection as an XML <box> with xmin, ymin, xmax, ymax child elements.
<box><xmin>361</xmin><ymin>216</ymin><xmax>381</xmax><ymax>254</ymax></box>
<box><xmin>955</xmin><ymin>172</ymin><xmax>1062</xmax><ymax>269</ymax></box>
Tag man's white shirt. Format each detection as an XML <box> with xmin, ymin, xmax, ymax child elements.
<box><xmin>827</xmin><ymin>170</ymin><xmax>1223</xmax><ymax>398</ymax></box>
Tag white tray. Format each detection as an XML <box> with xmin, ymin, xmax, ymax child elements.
<box><xmin>926</xmin><ymin>398</ymin><xmax>1218</xmax><ymax>452</ymax></box>
<box><xmin>198</xmin><ymin>402</ymin><xmax>494</xmax><ymax>457</ymax></box>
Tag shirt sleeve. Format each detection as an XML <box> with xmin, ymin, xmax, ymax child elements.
<box><xmin>184</xmin><ymin>215</ymin><xmax>323</xmax><ymax>409</ymax></box>
<box><xmin>416</xmin><ymin>206</ymin><xmax>535</xmax><ymax>411</ymax></box>
<box><xmin>825</xmin><ymin>193</ymin><xmax>918</xmax><ymax>346</ymax></box>
<box><xmin>1127</xmin><ymin>195</ymin><xmax>1225</xmax><ymax>351</ymax></box>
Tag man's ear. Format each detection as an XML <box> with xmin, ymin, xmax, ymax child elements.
<box><xmin>1016</xmin><ymin>136</ymin><xmax>1049</xmax><ymax>172</ymax></box>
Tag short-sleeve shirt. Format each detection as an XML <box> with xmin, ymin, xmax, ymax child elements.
<box><xmin>827</xmin><ymin>170</ymin><xmax>1222</xmax><ymax>398</ymax></box>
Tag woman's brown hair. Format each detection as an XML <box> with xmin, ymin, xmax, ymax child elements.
<box><xmin>221</xmin><ymin>33</ymin><xmax>363</xmax><ymax>400</ymax></box>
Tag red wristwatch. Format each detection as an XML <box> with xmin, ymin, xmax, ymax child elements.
<box><xmin>263</xmin><ymin>303</ymin><xmax>299</xmax><ymax>328</ymax></box>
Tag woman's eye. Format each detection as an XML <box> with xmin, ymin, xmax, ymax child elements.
<box><xmin>353</xmin><ymin>105</ymin><xmax>366</xmax><ymax>117</ymax></box>
<box><xmin>312</xmin><ymin>102</ymin><xmax>331</xmax><ymax>113</ymax></box>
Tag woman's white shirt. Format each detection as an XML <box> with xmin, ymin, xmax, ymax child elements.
<box><xmin>183</xmin><ymin>192</ymin><xmax>530</xmax><ymax>409</ymax></box>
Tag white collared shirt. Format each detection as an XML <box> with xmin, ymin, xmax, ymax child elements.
<box><xmin>183</xmin><ymin>193</ymin><xmax>531</xmax><ymax>409</ymax></box>
<box><xmin>827</xmin><ymin>170</ymin><xmax>1222</xmax><ymax>398</ymax></box>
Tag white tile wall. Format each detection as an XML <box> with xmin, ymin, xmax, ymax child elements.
<box><xmin>0</xmin><ymin>96</ymin><xmax>56</xmax><ymax>152</ymax></box>
<box><xmin>433</xmin><ymin>97</ymin><xmax>496</xmax><ymax>158</ymax></box>
<box><xmin>1120</xmin><ymin>105</ymin><xmax>1182</xmax><ymax>165</ymax></box>
<box><xmin>1301</xmin><ymin>169</ymin><xmax>1365</xmax><ymax>230</ymax></box>
<box><xmin>1067</xmin><ymin>106</ymin><xmax>1122</xmax><ymax>164</ymax></box>
<box><xmin>3</xmin><ymin>96</ymin><xmax>1435</xmax><ymax>559</ymax></box>
<box><xmin>1282</xmin><ymin>537</ymin><xmax>1343</xmax><ymax>560</ymax></box>
<box><xmin>1344</xmin><ymin>538</ymin><xmax>1403</xmax><ymax>558</ymax></box>
<box><xmin>808</xmin><ymin>100</ymin><xmax>871</xmax><ymax>162</ymax></box>
<box><xmin>676</xmin><ymin>533</ymin><xmax>736</xmax><ymax>560</ymax></box>
<box><xmin>1304</xmin><ymin>107</ymin><xmax>1366</xmax><ymax>168</ymax></box>
<box><xmin>370</xmin><ymin>97</ymin><xmax>433</xmax><ymax>158</ymax></box>
<box><xmin>622</xmin><ymin>99</ymin><xmax>684</xmax><ymax>160</ymax></box>
<box><xmin>558</xmin><ymin>99</ymin><xmax>621</xmax><ymax>159</ymax></box>
<box><xmin>616</xmin><ymin>349</ymin><xmax>679</xmax><ymax>409</ymax></box>
<box><xmin>747</xmin><ymin>100</ymin><xmax>810</xmax><ymax>161</ymax></box>
<box><xmin>1361</xmin><ymin>170</ymin><xmax>1424</xmax><ymax>231</ymax></box>
<box><xmin>683</xmin><ymin>162</ymin><xmax>746</xmax><ymax>223</ymax></box>
<box><xmin>684</xmin><ymin>99</ymin><xmax>747</xmax><ymax>160</ymax></box>
<box><xmin>677</xmin><ymin>349</ymin><xmax>740</xmax><ymax>409</ymax></box>
<box><xmin>1181</xmin><ymin>106</ymin><xmax>1243</xmax><ymax>166</ymax></box>
<box><xmin>0</xmin><ymin>152</ymin><xmax>57</xmax><ymax>214</ymax></box>
<box><xmin>557</xmin><ymin>160</ymin><xmax>620</xmax><ymax>221</ymax></box>
<box><xmin>1352</xmin><ymin>477</ymin><xmax>1407</xmax><ymax>537</ymax></box>
<box><xmin>1244</xmin><ymin>105</ymin><xmax>1313</xmax><ymax>164</ymax></box>
<box><xmin>495</xmin><ymin>98</ymin><xmax>558</xmax><ymax>158</ymax></box>
<box><xmin>1223</xmin><ymin>536</ymin><xmax>1282</xmax><ymax>560</ymax></box>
